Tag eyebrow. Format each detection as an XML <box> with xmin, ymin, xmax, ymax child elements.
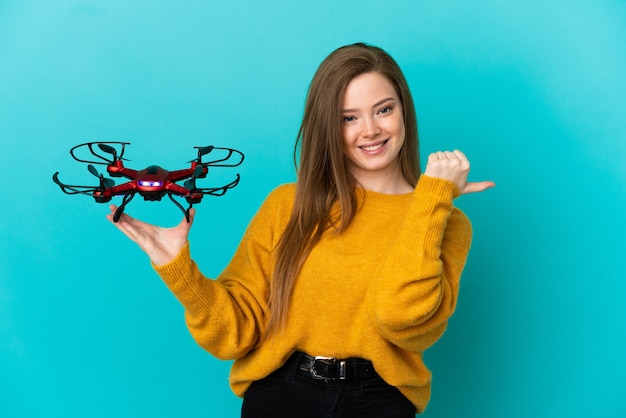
<box><xmin>342</xmin><ymin>97</ymin><xmax>397</xmax><ymax>114</ymax></box>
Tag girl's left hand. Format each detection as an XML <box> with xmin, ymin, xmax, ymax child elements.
<box><xmin>424</xmin><ymin>150</ymin><xmax>495</xmax><ymax>195</ymax></box>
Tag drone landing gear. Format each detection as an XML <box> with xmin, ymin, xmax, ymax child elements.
<box><xmin>111</xmin><ymin>193</ymin><xmax>194</xmax><ymax>223</ymax></box>
<box><xmin>167</xmin><ymin>193</ymin><xmax>193</xmax><ymax>223</ymax></box>
<box><xmin>113</xmin><ymin>194</ymin><xmax>135</xmax><ymax>222</ymax></box>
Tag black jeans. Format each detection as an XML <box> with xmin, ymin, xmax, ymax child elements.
<box><xmin>241</xmin><ymin>353</ymin><xmax>416</xmax><ymax>418</ymax></box>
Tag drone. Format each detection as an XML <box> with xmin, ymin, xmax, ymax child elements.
<box><xmin>53</xmin><ymin>142</ymin><xmax>244</xmax><ymax>222</ymax></box>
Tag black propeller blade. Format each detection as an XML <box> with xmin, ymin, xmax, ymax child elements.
<box><xmin>198</xmin><ymin>146</ymin><xmax>214</xmax><ymax>157</ymax></box>
<box><xmin>96</xmin><ymin>143</ymin><xmax>129</xmax><ymax>162</ymax></box>
<box><xmin>88</xmin><ymin>164</ymin><xmax>99</xmax><ymax>177</ymax></box>
<box><xmin>87</xmin><ymin>164</ymin><xmax>115</xmax><ymax>188</ymax></box>
<box><xmin>184</xmin><ymin>165</ymin><xmax>205</xmax><ymax>190</ymax></box>
<box><xmin>98</xmin><ymin>143</ymin><xmax>118</xmax><ymax>159</ymax></box>
<box><xmin>189</xmin><ymin>145</ymin><xmax>215</xmax><ymax>163</ymax></box>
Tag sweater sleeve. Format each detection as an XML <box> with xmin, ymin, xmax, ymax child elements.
<box><xmin>366</xmin><ymin>175</ymin><xmax>472</xmax><ymax>352</ymax></box>
<box><xmin>152</xmin><ymin>185</ymin><xmax>292</xmax><ymax>360</ymax></box>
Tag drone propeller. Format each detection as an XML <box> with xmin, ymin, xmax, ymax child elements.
<box><xmin>98</xmin><ymin>143</ymin><xmax>118</xmax><ymax>159</ymax></box>
<box><xmin>87</xmin><ymin>164</ymin><xmax>115</xmax><ymax>188</ymax></box>
<box><xmin>198</xmin><ymin>146</ymin><xmax>214</xmax><ymax>158</ymax></box>
<box><xmin>87</xmin><ymin>164</ymin><xmax>99</xmax><ymax>177</ymax></box>
<box><xmin>189</xmin><ymin>146</ymin><xmax>215</xmax><ymax>163</ymax></box>
<box><xmin>97</xmin><ymin>143</ymin><xmax>131</xmax><ymax>163</ymax></box>
<box><xmin>183</xmin><ymin>165</ymin><xmax>205</xmax><ymax>190</ymax></box>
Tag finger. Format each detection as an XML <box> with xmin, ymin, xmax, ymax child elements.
<box><xmin>106</xmin><ymin>204</ymin><xmax>117</xmax><ymax>221</ymax></box>
<box><xmin>452</xmin><ymin>149</ymin><xmax>470</xmax><ymax>170</ymax></box>
<box><xmin>443</xmin><ymin>151</ymin><xmax>464</xmax><ymax>168</ymax></box>
<box><xmin>452</xmin><ymin>149</ymin><xmax>468</xmax><ymax>163</ymax></box>
<box><xmin>111</xmin><ymin>213</ymin><xmax>143</xmax><ymax>243</ymax></box>
<box><xmin>443</xmin><ymin>150</ymin><xmax>457</xmax><ymax>159</ymax></box>
<box><xmin>106</xmin><ymin>205</ymin><xmax>128</xmax><ymax>228</ymax></box>
<box><xmin>107</xmin><ymin>204</ymin><xmax>130</xmax><ymax>224</ymax></box>
<box><xmin>427</xmin><ymin>152</ymin><xmax>440</xmax><ymax>164</ymax></box>
<box><xmin>175</xmin><ymin>208</ymin><xmax>195</xmax><ymax>234</ymax></box>
<box><xmin>106</xmin><ymin>205</ymin><xmax>151</xmax><ymax>244</ymax></box>
<box><xmin>462</xmin><ymin>181</ymin><xmax>496</xmax><ymax>194</ymax></box>
<box><xmin>107</xmin><ymin>205</ymin><xmax>135</xmax><ymax>229</ymax></box>
<box><xmin>436</xmin><ymin>151</ymin><xmax>446</xmax><ymax>160</ymax></box>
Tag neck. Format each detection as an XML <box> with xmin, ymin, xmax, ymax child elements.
<box><xmin>353</xmin><ymin>169</ymin><xmax>413</xmax><ymax>194</ymax></box>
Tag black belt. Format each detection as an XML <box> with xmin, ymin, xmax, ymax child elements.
<box><xmin>294</xmin><ymin>352</ymin><xmax>378</xmax><ymax>381</ymax></box>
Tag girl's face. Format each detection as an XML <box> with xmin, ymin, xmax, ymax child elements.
<box><xmin>341</xmin><ymin>71</ymin><xmax>406</xmax><ymax>190</ymax></box>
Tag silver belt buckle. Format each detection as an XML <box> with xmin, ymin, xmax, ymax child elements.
<box><xmin>310</xmin><ymin>356</ymin><xmax>347</xmax><ymax>380</ymax></box>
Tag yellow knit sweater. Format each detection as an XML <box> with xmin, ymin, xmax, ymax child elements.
<box><xmin>154</xmin><ymin>175</ymin><xmax>472</xmax><ymax>413</ymax></box>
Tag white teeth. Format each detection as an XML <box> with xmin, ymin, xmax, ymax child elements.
<box><xmin>360</xmin><ymin>141</ymin><xmax>386</xmax><ymax>151</ymax></box>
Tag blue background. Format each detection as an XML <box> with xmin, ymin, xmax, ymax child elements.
<box><xmin>1</xmin><ymin>1</ymin><xmax>625</xmax><ymax>417</ymax></box>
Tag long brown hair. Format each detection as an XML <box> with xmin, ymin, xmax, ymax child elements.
<box><xmin>267</xmin><ymin>43</ymin><xmax>420</xmax><ymax>334</ymax></box>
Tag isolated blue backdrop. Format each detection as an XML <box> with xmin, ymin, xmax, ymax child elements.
<box><xmin>1</xmin><ymin>1</ymin><xmax>625</xmax><ymax>417</ymax></box>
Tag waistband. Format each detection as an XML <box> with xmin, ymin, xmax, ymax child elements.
<box><xmin>285</xmin><ymin>351</ymin><xmax>379</xmax><ymax>382</ymax></box>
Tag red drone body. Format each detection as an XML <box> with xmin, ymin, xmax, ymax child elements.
<box><xmin>53</xmin><ymin>142</ymin><xmax>244</xmax><ymax>222</ymax></box>
<box><xmin>95</xmin><ymin>160</ymin><xmax>207</xmax><ymax>202</ymax></box>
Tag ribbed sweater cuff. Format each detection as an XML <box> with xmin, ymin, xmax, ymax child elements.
<box><xmin>151</xmin><ymin>243</ymin><xmax>213</xmax><ymax>315</ymax></box>
<box><xmin>417</xmin><ymin>175</ymin><xmax>461</xmax><ymax>200</ymax></box>
<box><xmin>405</xmin><ymin>176</ymin><xmax>459</xmax><ymax>256</ymax></box>
<box><xmin>152</xmin><ymin>242</ymin><xmax>192</xmax><ymax>279</ymax></box>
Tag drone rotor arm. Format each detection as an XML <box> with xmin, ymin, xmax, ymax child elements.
<box><xmin>166</xmin><ymin>168</ymin><xmax>196</xmax><ymax>183</ymax></box>
<box><xmin>111</xmin><ymin>181</ymin><xmax>136</xmax><ymax>194</ymax></box>
<box><xmin>163</xmin><ymin>182</ymin><xmax>191</xmax><ymax>196</ymax></box>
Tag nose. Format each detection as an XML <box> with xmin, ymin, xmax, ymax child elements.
<box><xmin>362</xmin><ymin>117</ymin><xmax>381</xmax><ymax>138</ymax></box>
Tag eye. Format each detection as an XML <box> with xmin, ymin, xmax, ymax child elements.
<box><xmin>343</xmin><ymin>115</ymin><xmax>356</xmax><ymax>123</ymax></box>
<box><xmin>378</xmin><ymin>105</ymin><xmax>393</xmax><ymax>115</ymax></box>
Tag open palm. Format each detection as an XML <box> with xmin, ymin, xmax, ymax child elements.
<box><xmin>107</xmin><ymin>205</ymin><xmax>195</xmax><ymax>266</ymax></box>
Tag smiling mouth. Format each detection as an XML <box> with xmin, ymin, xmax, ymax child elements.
<box><xmin>359</xmin><ymin>139</ymin><xmax>389</xmax><ymax>152</ymax></box>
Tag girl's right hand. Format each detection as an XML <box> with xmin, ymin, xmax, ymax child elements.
<box><xmin>106</xmin><ymin>205</ymin><xmax>195</xmax><ymax>266</ymax></box>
